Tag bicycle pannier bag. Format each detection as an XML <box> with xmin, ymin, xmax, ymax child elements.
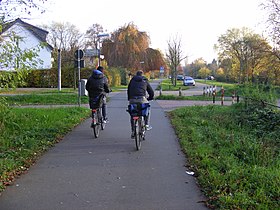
<box><xmin>128</xmin><ymin>103</ymin><xmax>150</xmax><ymax>116</ymax></box>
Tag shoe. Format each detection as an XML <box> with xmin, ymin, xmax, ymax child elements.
<box><xmin>131</xmin><ymin>132</ymin><xmax>135</xmax><ymax>139</ymax></box>
<box><xmin>103</xmin><ymin>118</ymin><xmax>108</xmax><ymax>123</ymax></box>
<box><xmin>145</xmin><ymin>125</ymin><xmax>152</xmax><ymax>131</ymax></box>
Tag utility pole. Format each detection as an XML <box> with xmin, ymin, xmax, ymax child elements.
<box><xmin>58</xmin><ymin>49</ymin><xmax>61</xmax><ymax>91</ymax></box>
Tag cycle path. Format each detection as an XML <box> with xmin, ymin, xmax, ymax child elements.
<box><xmin>0</xmin><ymin>86</ymin><xmax>207</xmax><ymax>210</ymax></box>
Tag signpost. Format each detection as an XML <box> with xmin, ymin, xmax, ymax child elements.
<box><xmin>75</xmin><ymin>49</ymin><xmax>84</xmax><ymax>107</ymax></box>
<box><xmin>160</xmin><ymin>66</ymin><xmax>164</xmax><ymax>78</ymax></box>
<box><xmin>84</xmin><ymin>49</ymin><xmax>99</xmax><ymax>57</ymax></box>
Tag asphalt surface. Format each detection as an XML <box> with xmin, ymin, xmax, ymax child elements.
<box><xmin>0</xmin><ymin>82</ymin><xmax>208</xmax><ymax>210</ymax></box>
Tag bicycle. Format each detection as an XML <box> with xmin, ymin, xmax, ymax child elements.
<box><xmin>127</xmin><ymin>103</ymin><xmax>150</xmax><ymax>150</ymax></box>
<box><xmin>90</xmin><ymin>95</ymin><xmax>106</xmax><ymax>138</ymax></box>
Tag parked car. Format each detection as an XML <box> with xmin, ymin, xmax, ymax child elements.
<box><xmin>183</xmin><ymin>76</ymin><xmax>195</xmax><ymax>86</ymax></box>
<box><xmin>207</xmin><ymin>75</ymin><xmax>215</xmax><ymax>80</ymax></box>
<box><xmin>177</xmin><ymin>75</ymin><xmax>184</xmax><ymax>81</ymax></box>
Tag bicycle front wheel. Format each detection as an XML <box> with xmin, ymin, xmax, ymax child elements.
<box><xmin>134</xmin><ymin>118</ymin><xmax>141</xmax><ymax>150</ymax></box>
<box><xmin>92</xmin><ymin>111</ymin><xmax>101</xmax><ymax>138</ymax></box>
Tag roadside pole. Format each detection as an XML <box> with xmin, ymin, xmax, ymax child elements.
<box><xmin>221</xmin><ymin>86</ymin><xmax>224</xmax><ymax>106</ymax></box>
<box><xmin>58</xmin><ymin>49</ymin><xmax>61</xmax><ymax>91</ymax></box>
<box><xmin>75</xmin><ymin>49</ymin><xmax>84</xmax><ymax>107</ymax></box>
<box><xmin>78</xmin><ymin>51</ymin><xmax>81</xmax><ymax>107</ymax></box>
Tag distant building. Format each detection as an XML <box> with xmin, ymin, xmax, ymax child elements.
<box><xmin>1</xmin><ymin>18</ymin><xmax>53</xmax><ymax>70</ymax></box>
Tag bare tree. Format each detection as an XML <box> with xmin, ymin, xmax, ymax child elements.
<box><xmin>85</xmin><ymin>23</ymin><xmax>104</xmax><ymax>49</ymax></box>
<box><xmin>0</xmin><ymin>0</ymin><xmax>47</xmax><ymax>21</ymax></box>
<box><xmin>262</xmin><ymin>0</ymin><xmax>280</xmax><ymax>60</ymax></box>
<box><xmin>43</xmin><ymin>22</ymin><xmax>82</xmax><ymax>52</ymax></box>
<box><xmin>166</xmin><ymin>35</ymin><xmax>187</xmax><ymax>86</ymax></box>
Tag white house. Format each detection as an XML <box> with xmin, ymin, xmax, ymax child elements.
<box><xmin>1</xmin><ymin>18</ymin><xmax>53</xmax><ymax>70</ymax></box>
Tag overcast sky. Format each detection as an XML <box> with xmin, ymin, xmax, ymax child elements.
<box><xmin>28</xmin><ymin>0</ymin><xmax>267</xmax><ymax>63</ymax></box>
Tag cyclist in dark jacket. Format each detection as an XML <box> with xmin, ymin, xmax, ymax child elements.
<box><xmin>86</xmin><ymin>66</ymin><xmax>110</xmax><ymax>123</ymax></box>
<box><xmin>127</xmin><ymin>70</ymin><xmax>154</xmax><ymax>138</ymax></box>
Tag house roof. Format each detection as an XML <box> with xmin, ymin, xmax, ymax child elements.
<box><xmin>2</xmin><ymin>18</ymin><xmax>53</xmax><ymax>50</ymax></box>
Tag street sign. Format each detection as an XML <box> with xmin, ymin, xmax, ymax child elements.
<box><xmin>160</xmin><ymin>66</ymin><xmax>164</xmax><ymax>73</ymax></box>
<box><xmin>74</xmin><ymin>60</ymin><xmax>85</xmax><ymax>68</ymax></box>
<box><xmin>84</xmin><ymin>49</ymin><xmax>99</xmax><ymax>57</ymax></box>
<box><xmin>74</xmin><ymin>49</ymin><xmax>84</xmax><ymax>60</ymax></box>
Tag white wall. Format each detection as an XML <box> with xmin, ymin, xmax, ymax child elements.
<box><xmin>2</xmin><ymin>23</ymin><xmax>52</xmax><ymax>70</ymax></box>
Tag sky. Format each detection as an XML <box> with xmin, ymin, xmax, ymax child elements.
<box><xmin>27</xmin><ymin>0</ymin><xmax>267</xmax><ymax>63</ymax></box>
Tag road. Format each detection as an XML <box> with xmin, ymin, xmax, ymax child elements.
<box><xmin>0</xmin><ymin>81</ymin><xmax>208</xmax><ymax>210</ymax></box>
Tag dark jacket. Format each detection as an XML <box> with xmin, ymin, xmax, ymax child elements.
<box><xmin>86</xmin><ymin>70</ymin><xmax>110</xmax><ymax>98</ymax></box>
<box><xmin>127</xmin><ymin>75</ymin><xmax>154</xmax><ymax>100</ymax></box>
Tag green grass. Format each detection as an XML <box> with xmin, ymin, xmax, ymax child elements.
<box><xmin>157</xmin><ymin>79</ymin><xmax>190</xmax><ymax>91</ymax></box>
<box><xmin>169</xmin><ymin>105</ymin><xmax>280</xmax><ymax>209</ymax></box>
<box><xmin>111</xmin><ymin>85</ymin><xmax>127</xmax><ymax>91</ymax></box>
<box><xmin>1</xmin><ymin>93</ymin><xmax>89</xmax><ymax>105</ymax></box>
<box><xmin>0</xmin><ymin>106</ymin><xmax>90</xmax><ymax>191</ymax></box>
<box><xmin>196</xmin><ymin>79</ymin><xmax>236</xmax><ymax>88</ymax></box>
<box><xmin>156</xmin><ymin>94</ymin><xmax>214</xmax><ymax>101</ymax></box>
<box><xmin>0</xmin><ymin>88</ymin><xmax>77</xmax><ymax>94</ymax></box>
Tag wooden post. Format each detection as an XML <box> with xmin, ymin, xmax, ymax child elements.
<box><xmin>232</xmin><ymin>91</ymin><xmax>235</xmax><ymax>104</ymax></box>
<box><xmin>221</xmin><ymin>86</ymin><xmax>224</xmax><ymax>106</ymax></box>
<box><xmin>179</xmin><ymin>87</ymin><xmax>182</xmax><ymax>96</ymax></box>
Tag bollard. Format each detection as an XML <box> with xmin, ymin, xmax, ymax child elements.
<box><xmin>160</xmin><ymin>86</ymin><xmax>162</xmax><ymax>96</ymax></box>
<box><xmin>221</xmin><ymin>86</ymin><xmax>224</xmax><ymax>106</ymax></box>
<box><xmin>213</xmin><ymin>91</ymin><xmax>216</xmax><ymax>103</ymax></box>
<box><xmin>179</xmin><ymin>87</ymin><xmax>182</xmax><ymax>96</ymax></box>
<box><xmin>203</xmin><ymin>87</ymin><xmax>206</xmax><ymax>96</ymax></box>
<box><xmin>232</xmin><ymin>91</ymin><xmax>235</xmax><ymax>104</ymax></box>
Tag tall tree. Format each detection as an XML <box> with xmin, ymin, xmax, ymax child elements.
<box><xmin>144</xmin><ymin>48</ymin><xmax>166</xmax><ymax>71</ymax></box>
<box><xmin>103</xmin><ymin>23</ymin><xmax>150</xmax><ymax>72</ymax></box>
<box><xmin>187</xmin><ymin>58</ymin><xmax>207</xmax><ymax>78</ymax></box>
<box><xmin>215</xmin><ymin>27</ymin><xmax>271</xmax><ymax>83</ymax></box>
<box><xmin>43</xmin><ymin>22</ymin><xmax>82</xmax><ymax>52</ymax></box>
<box><xmin>0</xmin><ymin>0</ymin><xmax>47</xmax><ymax>21</ymax></box>
<box><xmin>262</xmin><ymin>0</ymin><xmax>280</xmax><ymax>60</ymax></box>
<box><xmin>42</xmin><ymin>21</ymin><xmax>83</xmax><ymax>68</ymax></box>
<box><xmin>85</xmin><ymin>23</ymin><xmax>104</xmax><ymax>49</ymax></box>
<box><xmin>166</xmin><ymin>35</ymin><xmax>187</xmax><ymax>86</ymax></box>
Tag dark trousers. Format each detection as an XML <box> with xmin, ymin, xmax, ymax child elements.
<box><xmin>89</xmin><ymin>95</ymin><xmax>107</xmax><ymax>119</ymax></box>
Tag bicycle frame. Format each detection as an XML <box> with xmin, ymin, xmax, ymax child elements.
<box><xmin>132</xmin><ymin>115</ymin><xmax>146</xmax><ymax>150</ymax></box>
<box><xmin>91</xmin><ymin>106</ymin><xmax>105</xmax><ymax>138</ymax></box>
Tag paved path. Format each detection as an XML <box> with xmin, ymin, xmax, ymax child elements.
<box><xmin>0</xmin><ymin>83</ymin><xmax>208</xmax><ymax>210</ymax></box>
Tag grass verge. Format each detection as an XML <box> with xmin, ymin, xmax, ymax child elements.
<box><xmin>0</xmin><ymin>106</ymin><xmax>90</xmax><ymax>192</ymax></box>
<box><xmin>156</xmin><ymin>94</ymin><xmax>223</xmax><ymax>101</ymax></box>
<box><xmin>157</xmin><ymin>79</ymin><xmax>190</xmax><ymax>91</ymax></box>
<box><xmin>168</xmin><ymin>105</ymin><xmax>279</xmax><ymax>209</ymax></box>
<box><xmin>1</xmin><ymin>93</ymin><xmax>88</xmax><ymax>105</ymax></box>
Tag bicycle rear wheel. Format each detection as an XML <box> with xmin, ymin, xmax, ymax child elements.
<box><xmin>92</xmin><ymin>110</ymin><xmax>101</xmax><ymax>138</ymax></box>
<box><xmin>134</xmin><ymin>118</ymin><xmax>141</xmax><ymax>150</ymax></box>
<box><xmin>140</xmin><ymin>116</ymin><xmax>146</xmax><ymax>141</ymax></box>
<box><xmin>99</xmin><ymin>109</ymin><xmax>105</xmax><ymax>130</ymax></box>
